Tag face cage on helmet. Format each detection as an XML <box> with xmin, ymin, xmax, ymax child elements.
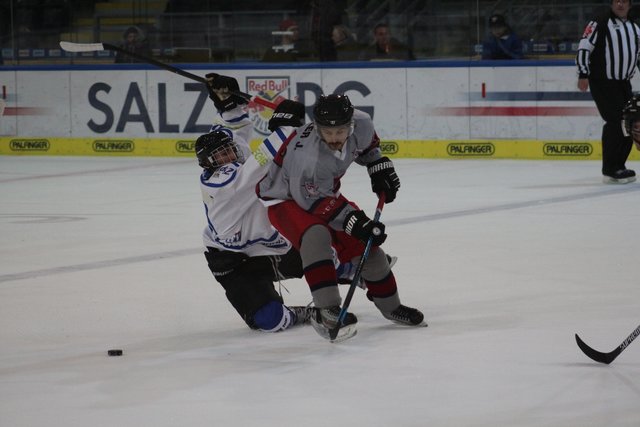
<box><xmin>204</xmin><ymin>143</ymin><xmax>244</xmax><ymax>170</ymax></box>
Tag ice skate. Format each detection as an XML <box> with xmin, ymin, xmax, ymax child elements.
<box><xmin>382</xmin><ymin>304</ymin><xmax>426</xmax><ymax>327</ymax></box>
<box><xmin>310</xmin><ymin>305</ymin><xmax>358</xmax><ymax>342</ymax></box>
<box><xmin>602</xmin><ymin>169</ymin><xmax>636</xmax><ymax>184</ymax></box>
<box><xmin>288</xmin><ymin>305</ymin><xmax>317</xmax><ymax>326</ymax></box>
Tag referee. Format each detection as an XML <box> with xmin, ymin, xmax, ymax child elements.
<box><xmin>577</xmin><ymin>0</ymin><xmax>639</xmax><ymax>184</ymax></box>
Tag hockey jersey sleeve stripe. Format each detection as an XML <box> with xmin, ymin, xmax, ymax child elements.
<box><xmin>576</xmin><ymin>21</ymin><xmax>598</xmax><ymax>76</ymax></box>
<box><xmin>219</xmin><ymin>110</ymin><xmax>250</xmax><ymax>124</ymax></box>
<box><xmin>226</xmin><ymin>113</ymin><xmax>250</xmax><ymax>123</ymax></box>
<box><xmin>273</xmin><ymin>130</ymin><xmax>298</xmax><ymax>167</ymax></box>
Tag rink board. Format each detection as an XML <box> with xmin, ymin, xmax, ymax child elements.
<box><xmin>0</xmin><ymin>60</ymin><xmax>638</xmax><ymax>159</ymax></box>
<box><xmin>3</xmin><ymin>136</ymin><xmax>639</xmax><ymax>160</ymax></box>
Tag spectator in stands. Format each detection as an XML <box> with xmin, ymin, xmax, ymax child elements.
<box><xmin>310</xmin><ymin>0</ymin><xmax>345</xmax><ymax>61</ymax></box>
<box><xmin>115</xmin><ymin>26</ymin><xmax>151</xmax><ymax>63</ymax></box>
<box><xmin>481</xmin><ymin>13</ymin><xmax>523</xmax><ymax>60</ymax></box>
<box><xmin>331</xmin><ymin>24</ymin><xmax>361</xmax><ymax>61</ymax></box>
<box><xmin>262</xmin><ymin>19</ymin><xmax>312</xmax><ymax>62</ymax></box>
<box><xmin>359</xmin><ymin>23</ymin><xmax>414</xmax><ymax>61</ymax></box>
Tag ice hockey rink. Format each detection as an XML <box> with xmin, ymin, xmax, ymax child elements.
<box><xmin>1</xmin><ymin>155</ymin><xmax>639</xmax><ymax>427</ymax></box>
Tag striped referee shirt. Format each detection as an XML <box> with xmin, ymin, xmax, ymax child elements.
<box><xmin>576</xmin><ymin>10</ymin><xmax>640</xmax><ymax>80</ymax></box>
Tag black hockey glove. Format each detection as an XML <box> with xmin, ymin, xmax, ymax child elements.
<box><xmin>267</xmin><ymin>100</ymin><xmax>305</xmax><ymax>132</ymax></box>
<box><xmin>367</xmin><ymin>156</ymin><xmax>400</xmax><ymax>203</ymax></box>
<box><xmin>205</xmin><ymin>73</ymin><xmax>248</xmax><ymax>112</ymax></box>
<box><xmin>343</xmin><ymin>210</ymin><xmax>387</xmax><ymax>246</ymax></box>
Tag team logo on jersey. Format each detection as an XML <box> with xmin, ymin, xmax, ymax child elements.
<box><xmin>246</xmin><ymin>76</ymin><xmax>291</xmax><ymax>136</ymax></box>
<box><xmin>303</xmin><ymin>181</ymin><xmax>320</xmax><ymax>197</ymax></box>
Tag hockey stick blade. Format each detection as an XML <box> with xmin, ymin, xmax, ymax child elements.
<box><xmin>575</xmin><ymin>334</ymin><xmax>620</xmax><ymax>364</ymax></box>
<box><xmin>60</xmin><ymin>41</ymin><xmax>105</xmax><ymax>52</ymax></box>
<box><xmin>575</xmin><ymin>324</ymin><xmax>640</xmax><ymax>364</ymax></box>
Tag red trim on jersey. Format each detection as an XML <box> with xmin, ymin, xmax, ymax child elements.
<box><xmin>308</xmin><ymin>196</ymin><xmax>349</xmax><ymax>222</ymax></box>
<box><xmin>273</xmin><ymin>129</ymin><xmax>297</xmax><ymax>167</ymax></box>
<box><xmin>361</xmin><ymin>131</ymin><xmax>381</xmax><ymax>156</ymax></box>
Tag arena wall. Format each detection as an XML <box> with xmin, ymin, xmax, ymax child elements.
<box><xmin>1</xmin><ymin>60</ymin><xmax>638</xmax><ymax>160</ymax></box>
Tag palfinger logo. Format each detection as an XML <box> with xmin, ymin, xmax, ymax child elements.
<box><xmin>447</xmin><ymin>143</ymin><xmax>495</xmax><ymax>156</ymax></box>
<box><xmin>92</xmin><ymin>140</ymin><xmax>134</xmax><ymax>152</ymax></box>
<box><xmin>176</xmin><ymin>140</ymin><xmax>196</xmax><ymax>153</ymax></box>
<box><xmin>10</xmin><ymin>139</ymin><xmax>50</xmax><ymax>151</ymax></box>
<box><xmin>543</xmin><ymin>143</ymin><xmax>593</xmax><ymax>156</ymax></box>
<box><xmin>380</xmin><ymin>141</ymin><xmax>399</xmax><ymax>155</ymax></box>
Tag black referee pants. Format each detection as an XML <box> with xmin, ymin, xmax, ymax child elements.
<box><xmin>588</xmin><ymin>78</ymin><xmax>633</xmax><ymax>175</ymax></box>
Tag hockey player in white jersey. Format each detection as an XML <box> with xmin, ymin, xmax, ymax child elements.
<box><xmin>257</xmin><ymin>94</ymin><xmax>424</xmax><ymax>336</ymax></box>
<box><xmin>198</xmin><ymin>73</ymin><xmax>314</xmax><ymax>332</ymax></box>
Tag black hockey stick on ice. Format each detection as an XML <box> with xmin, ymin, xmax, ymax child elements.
<box><xmin>329</xmin><ymin>194</ymin><xmax>386</xmax><ymax>342</ymax></box>
<box><xmin>58</xmin><ymin>41</ymin><xmax>277</xmax><ymax>109</ymax></box>
<box><xmin>575</xmin><ymin>324</ymin><xmax>640</xmax><ymax>364</ymax></box>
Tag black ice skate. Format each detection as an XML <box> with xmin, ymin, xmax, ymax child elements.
<box><xmin>603</xmin><ymin>169</ymin><xmax>636</xmax><ymax>184</ymax></box>
<box><xmin>382</xmin><ymin>304</ymin><xmax>427</xmax><ymax>326</ymax></box>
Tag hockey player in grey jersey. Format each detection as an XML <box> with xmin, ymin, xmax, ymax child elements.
<box><xmin>257</xmin><ymin>94</ymin><xmax>424</xmax><ymax>335</ymax></box>
<box><xmin>198</xmin><ymin>73</ymin><xmax>314</xmax><ymax>332</ymax></box>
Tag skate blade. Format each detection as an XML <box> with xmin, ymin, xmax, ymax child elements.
<box><xmin>311</xmin><ymin>317</ymin><xmax>358</xmax><ymax>343</ymax></box>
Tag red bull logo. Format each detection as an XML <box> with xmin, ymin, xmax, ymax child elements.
<box><xmin>246</xmin><ymin>76</ymin><xmax>291</xmax><ymax>135</ymax></box>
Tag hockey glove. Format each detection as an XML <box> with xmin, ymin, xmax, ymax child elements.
<box><xmin>268</xmin><ymin>100</ymin><xmax>305</xmax><ymax>132</ymax></box>
<box><xmin>205</xmin><ymin>73</ymin><xmax>248</xmax><ymax>112</ymax></box>
<box><xmin>343</xmin><ymin>210</ymin><xmax>387</xmax><ymax>246</ymax></box>
<box><xmin>367</xmin><ymin>156</ymin><xmax>400</xmax><ymax>203</ymax></box>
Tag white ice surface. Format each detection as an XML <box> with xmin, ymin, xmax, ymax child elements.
<box><xmin>1</xmin><ymin>156</ymin><xmax>639</xmax><ymax>427</ymax></box>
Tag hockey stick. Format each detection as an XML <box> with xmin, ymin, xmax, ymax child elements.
<box><xmin>328</xmin><ymin>194</ymin><xmax>386</xmax><ymax>342</ymax></box>
<box><xmin>575</xmin><ymin>324</ymin><xmax>640</xmax><ymax>364</ymax></box>
<box><xmin>59</xmin><ymin>41</ymin><xmax>277</xmax><ymax>109</ymax></box>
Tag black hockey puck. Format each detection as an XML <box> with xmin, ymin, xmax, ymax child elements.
<box><xmin>107</xmin><ymin>349</ymin><xmax>123</xmax><ymax>356</ymax></box>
